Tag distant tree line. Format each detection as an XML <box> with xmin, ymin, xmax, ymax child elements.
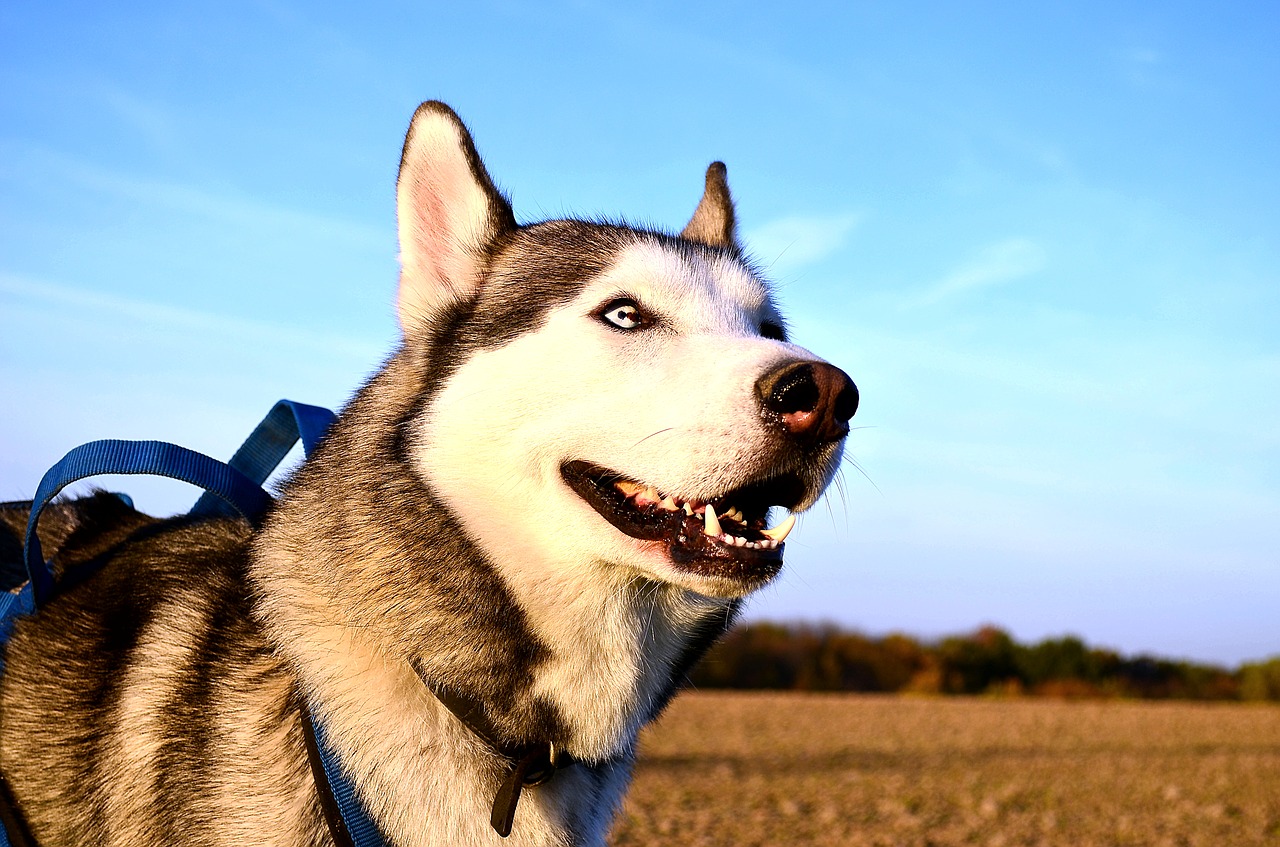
<box><xmin>688</xmin><ymin>622</ymin><xmax>1280</xmax><ymax>701</ymax></box>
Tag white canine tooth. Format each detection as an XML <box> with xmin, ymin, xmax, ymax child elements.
<box><xmin>660</xmin><ymin>495</ymin><xmax>678</xmax><ymax>511</ymax></box>
<box><xmin>704</xmin><ymin>504</ymin><xmax>722</xmax><ymax>537</ymax></box>
<box><xmin>683</xmin><ymin>502</ymin><xmax>694</xmax><ymax>516</ymax></box>
<box><xmin>760</xmin><ymin>513</ymin><xmax>797</xmax><ymax>542</ymax></box>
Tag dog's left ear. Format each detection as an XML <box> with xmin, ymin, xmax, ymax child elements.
<box><xmin>396</xmin><ymin>101</ymin><xmax>516</xmax><ymax>330</ymax></box>
<box><xmin>680</xmin><ymin>162</ymin><xmax>739</xmax><ymax>251</ymax></box>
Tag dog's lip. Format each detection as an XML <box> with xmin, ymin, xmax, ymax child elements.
<box><xmin>560</xmin><ymin>461</ymin><xmax>805</xmax><ymax>582</ymax></box>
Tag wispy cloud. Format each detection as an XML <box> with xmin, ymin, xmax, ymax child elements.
<box><xmin>94</xmin><ymin>82</ymin><xmax>178</xmax><ymax>151</ymax></box>
<box><xmin>907</xmin><ymin>238</ymin><xmax>1045</xmax><ymax>307</ymax></box>
<box><xmin>1127</xmin><ymin>47</ymin><xmax>1162</xmax><ymax>66</ymax></box>
<box><xmin>1119</xmin><ymin>45</ymin><xmax>1173</xmax><ymax>91</ymax></box>
<box><xmin>0</xmin><ymin>141</ymin><xmax>387</xmax><ymax>249</ymax></box>
<box><xmin>0</xmin><ymin>273</ymin><xmax>383</xmax><ymax>361</ymax></box>
<box><xmin>745</xmin><ymin>212</ymin><xmax>862</xmax><ymax>275</ymax></box>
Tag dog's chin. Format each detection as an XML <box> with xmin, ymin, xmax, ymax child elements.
<box><xmin>560</xmin><ymin>460</ymin><xmax>808</xmax><ymax>595</ymax></box>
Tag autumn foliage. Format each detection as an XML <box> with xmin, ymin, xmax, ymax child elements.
<box><xmin>688</xmin><ymin>622</ymin><xmax>1280</xmax><ymax>701</ymax></box>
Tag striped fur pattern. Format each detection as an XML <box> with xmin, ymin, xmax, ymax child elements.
<box><xmin>0</xmin><ymin>102</ymin><xmax>852</xmax><ymax>846</ymax></box>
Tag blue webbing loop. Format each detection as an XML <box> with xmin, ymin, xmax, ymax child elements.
<box><xmin>22</xmin><ymin>440</ymin><xmax>273</xmax><ymax>608</ymax></box>
<box><xmin>191</xmin><ymin>400</ymin><xmax>335</xmax><ymax>518</ymax></box>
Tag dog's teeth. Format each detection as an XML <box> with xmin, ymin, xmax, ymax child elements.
<box><xmin>733</xmin><ymin>535</ymin><xmax>747</xmax><ymax>547</ymax></box>
<box><xmin>660</xmin><ymin>496</ymin><xmax>678</xmax><ymax>511</ymax></box>
<box><xmin>704</xmin><ymin>504</ymin><xmax>722</xmax><ymax>537</ymax></box>
<box><xmin>759</xmin><ymin>513</ymin><xmax>796</xmax><ymax>543</ymax></box>
<box><xmin>723</xmin><ymin>507</ymin><xmax>744</xmax><ymax>523</ymax></box>
<box><xmin>683</xmin><ymin>502</ymin><xmax>694</xmax><ymax>516</ymax></box>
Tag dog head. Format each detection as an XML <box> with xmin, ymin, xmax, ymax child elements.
<box><xmin>397</xmin><ymin>102</ymin><xmax>856</xmax><ymax>599</ymax></box>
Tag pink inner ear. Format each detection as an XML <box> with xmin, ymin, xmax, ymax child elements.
<box><xmin>396</xmin><ymin>108</ymin><xmax>512</xmax><ymax>326</ymax></box>
<box><xmin>408</xmin><ymin>172</ymin><xmax>457</xmax><ymax>276</ymax></box>
<box><xmin>397</xmin><ymin>138</ymin><xmax>493</xmax><ymax>324</ymax></box>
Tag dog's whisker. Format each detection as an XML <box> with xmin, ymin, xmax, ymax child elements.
<box><xmin>840</xmin><ymin>453</ymin><xmax>882</xmax><ymax>496</ymax></box>
<box><xmin>631</xmin><ymin>427</ymin><xmax>676</xmax><ymax>449</ymax></box>
<box><xmin>832</xmin><ymin>469</ymin><xmax>851</xmax><ymax>533</ymax></box>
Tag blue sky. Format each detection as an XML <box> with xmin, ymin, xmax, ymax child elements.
<box><xmin>2</xmin><ymin>2</ymin><xmax>1277</xmax><ymax>665</ymax></box>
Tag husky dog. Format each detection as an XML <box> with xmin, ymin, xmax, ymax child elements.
<box><xmin>0</xmin><ymin>102</ymin><xmax>856</xmax><ymax>846</ymax></box>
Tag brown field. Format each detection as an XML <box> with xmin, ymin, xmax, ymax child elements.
<box><xmin>610</xmin><ymin>691</ymin><xmax>1280</xmax><ymax>847</ymax></box>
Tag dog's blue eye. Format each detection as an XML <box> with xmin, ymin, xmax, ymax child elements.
<box><xmin>600</xmin><ymin>300</ymin><xmax>645</xmax><ymax>331</ymax></box>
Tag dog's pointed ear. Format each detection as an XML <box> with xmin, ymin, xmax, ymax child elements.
<box><xmin>396</xmin><ymin>101</ymin><xmax>516</xmax><ymax>330</ymax></box>
<box><xmin>680</xmin><ymin>162</ymin><xmax>738</xmax><ymax>250</ymax></box>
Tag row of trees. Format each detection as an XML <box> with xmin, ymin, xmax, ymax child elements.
<box><xmin>688</xmin><ymin>622</ymin><xmax>1280</xmax><ymax>701</ymax></box>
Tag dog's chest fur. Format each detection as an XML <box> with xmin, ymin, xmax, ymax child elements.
<box><xmin>245</xmin><ymin>348</ymin><xmax>741</xmax><ymax>845</ymax></box>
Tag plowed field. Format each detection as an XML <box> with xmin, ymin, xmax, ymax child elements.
<box><xmin>611</xmin><ymin>692</ymin><xmax>1280</xmax><ymax>846</ymax></box>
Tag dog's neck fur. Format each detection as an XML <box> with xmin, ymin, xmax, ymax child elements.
<box><xmin>251</xmin><ymin>348</ymin><xmax>736</xmax><ymax>843</ymax></box>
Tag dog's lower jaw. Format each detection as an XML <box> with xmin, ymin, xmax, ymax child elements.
<box><xmin>628</xmin><ymin>538</ymin><xmax>782</xmax><ymax>599</ymax></box>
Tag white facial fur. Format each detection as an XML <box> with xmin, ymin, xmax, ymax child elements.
<box><xmin>412</xmin><ymin>238</ymin><xmax>840</xmax><ymax>599</ymax></box>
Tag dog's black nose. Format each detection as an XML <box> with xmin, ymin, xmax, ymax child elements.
<box><xmin>757</xmin><ymin>361</ymin><xmax>858</xmax><ymax>445</ymax></box>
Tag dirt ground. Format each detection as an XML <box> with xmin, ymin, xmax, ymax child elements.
<box><xmin>610</xmin><ymin>691</ymin><xmax>1280</xmax><ymax>847</ymax></box>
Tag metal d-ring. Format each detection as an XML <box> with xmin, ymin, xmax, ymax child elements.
<box><xmin>519</xmin><ymin>742</ymin><xmax>558</xmax><ymax>787</ymax></box>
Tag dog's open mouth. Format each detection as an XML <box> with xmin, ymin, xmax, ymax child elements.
<box><xmin>561</xmin><ymin>460</ymin><xmax>807</xmax><ymax>581</ymax></box>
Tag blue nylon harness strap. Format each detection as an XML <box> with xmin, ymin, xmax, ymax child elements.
<box><xmin>22</xmin><ymin>439</ymin><xmax>273</xmax><ymax>608</ymax></box>
<box><xmin>301</xmin><ymin>702</ymin><xmax>388</xmax><ymax>847</ymax></box>
<box><xmin>191</xmin><ymin>400</ymin><xmax>335</xmax><ymax>518</ymax></box>
<box><xmin>0</xmin><ymin>592</ymin><xmax>35</xmax><ymax>678</ymax></box>
<box><xmin>2</xmin><ymin>401</ymin><xmax>390</xmax><ymax>847</ymax></box>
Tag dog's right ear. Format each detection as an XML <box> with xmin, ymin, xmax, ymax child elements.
<box><xmin>396</xmin><ymin>101</ymin><xmax>516</xmax><ymax>330</ymax></box>
<box><xmin>680</xmin><ymin>162</ymin><xmax>739</xmax><ymax>251</ymax></box>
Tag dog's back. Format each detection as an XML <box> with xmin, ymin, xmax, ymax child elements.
<box><xmin>0</xmin><ymin>496</ymin><xmax>321</xmax><ymax>846</ymax></box>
